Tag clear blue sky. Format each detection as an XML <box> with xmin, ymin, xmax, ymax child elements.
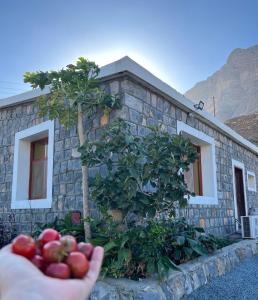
<box><xmin>0</xmin><ymin>0</ymin><xmax>258</xmax><ymax>99</ymax></box>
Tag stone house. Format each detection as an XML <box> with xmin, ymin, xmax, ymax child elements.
<box><xmin>1</xmin><ymin>56</ymin><xmax>258</xmax><ymax>236</ymax></box>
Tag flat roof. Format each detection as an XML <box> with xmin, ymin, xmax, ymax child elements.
<box><xmin>1</xmin><ymin>56</ymin><xmax>258</xmax><ymax>154</ymax></box>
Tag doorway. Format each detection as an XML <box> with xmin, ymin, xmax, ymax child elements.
<box><xmin>232</xmin><ymin>160</ymin><xmax>247</xmax><ymax>231</ymax></box>
<box><xmin>234</xmin><ymin>167</ymin><xmax>246</xmax><ymax>218</ymax></box>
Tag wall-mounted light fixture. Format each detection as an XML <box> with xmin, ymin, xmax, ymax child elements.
<box><xmin>193</xmin><ymin>100</ymin><xmax>204</xmax><ymax>111</ymax></box>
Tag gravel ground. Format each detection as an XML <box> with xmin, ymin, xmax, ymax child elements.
<box><xmin>187</xmin><ymin>254</ymin><xmax>258</xmax><ymax>300</ymax></box>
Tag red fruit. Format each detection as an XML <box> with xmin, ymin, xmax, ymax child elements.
<box><xmin>78</xmin><ymin>242</ymin><xmax>93</xmax><ymax>260</ymax></box>
<box><xmin>38</xmin><ymin>229</ymin><xmax>60</xmax><ymax>247</ymax></box>
<box><xmin>42</xmin><ymin>241</ymin><xmax>65</xmax><ymax>263</ymax></box>
<box><xmin>12</xmin><ymin>234</ymin><xmax>36</xmax><ymax>259</ymax></box>
<box><xmin>35</xmin><ymin>245</ymin><xmax>42</xmax><ymax>255</ymax></box>
<box><xmin>60</xmin><ymin>235</ymin><xmax>77</xmax><ymax>253</ymax></box>
<box><xmin>66</xmin><ymin>252</ymin><xmax>89</xmax><ymax>279</ymax></box>
<box><xmin>45</xmin><ymin>263</ymin><xmax>71</xmax><ymax>279</ymax></box>
<box><xmin>30</xmin><ymin>255</ymin><xmax>45</xmax><ymax>271</ymax></box>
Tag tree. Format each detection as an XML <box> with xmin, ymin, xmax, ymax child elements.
<box><xmin>24</xmin><ymin>57</ymin><xmax>121</xmax><ymax>239</ymax></box>
<box><xmin>80</xmin><ymin>119</ymin><xmax>198</xmax><ymax>220</ymax></box>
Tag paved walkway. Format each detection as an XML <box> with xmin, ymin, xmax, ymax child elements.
<box><xmin>187</xmin><ymin>254</ymin><xmax>258</xmax><ymax>300</ymax></box>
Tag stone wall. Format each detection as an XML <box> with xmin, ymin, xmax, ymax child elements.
<box><xmin>0</xmin><ymin>75</ymin><xmax>258</xmax><ymax>235</ymax></box>
<box><xmin>0</xmin><ymin>100</ymin><xmax>86</xmax><ymax>234</ymax></box>
<box><xmin>90</xmin><ymin>240</ymin><xmax>258</xmax><ymax>300</ymax></box>
<box><xmin>110</xmin><ymin>76</ymin><xmax>258</xmax><ymax>235</ymax></box>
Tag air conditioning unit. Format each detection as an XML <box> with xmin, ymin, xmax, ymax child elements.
<box><xmin>241</xmin><ymin>216</ymin><xmax>258</xmax><ymax>239</ymax></box>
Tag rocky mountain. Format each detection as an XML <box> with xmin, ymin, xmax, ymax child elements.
<box><xmin>185</xmin><ymin>45</ymin><xmax>258</xmax><ymax>121</ymax></box>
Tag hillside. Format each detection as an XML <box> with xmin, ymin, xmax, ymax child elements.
<box><xmin>185</xmin><ymin>45</ymin><xmax>258</xmax><ymax>121</ymax></box>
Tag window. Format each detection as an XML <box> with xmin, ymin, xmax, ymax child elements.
<box><xmin>184</xmin><ymin>145</ymin><xmax>203</xmax><ymax>196</ymax></box>
<box><xmin>29</xmin><ymin>138</ymin><xmax>48</xmax><ymax>199</ymax></box>
<box><xmin>247</xmin><ymin>171</ymin><xmax>256</xmax><ymax>192</ymax></box>
<box><xmin>177</xmin><ymin>121</ymin><xmax>218</xmax><ymax>205</ymax></box>
<box><xmin>11</xmin><ymin>121</ymin><xmax>54</xmax><ymax>209</ymax></box>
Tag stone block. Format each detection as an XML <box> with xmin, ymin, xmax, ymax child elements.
<box><xmin>157</xmin><ymin>97</ymin><xmax>164</xmax><ymax>112</ymax></box>
<box><xmin>125</xmin><ymin>93</ymin><xmax>143</xmax><ymax>112</ymax></box>
<box><xmin>110</xmin><ymin>81</ymin><xmax>120</xmax><ymax>95</ymax></box>
<box><xmin>90</xmin><ymin>281</ymin><xmax>119</xmax><ymax>300</ymax></box>
<box><xmin>134</xmin><ymin>291</ymin><xmax>163</xmax><ymax>300</ymax></box>
<box><xmin>116</xmin><ymin>106</ymin><xmax>129</xmax><ymax>119</ymax></box>
<box><xmin>121</xmin><ymin>79</ymin><xmax>147</xmax><ymax>101</ymax></box>
<box><xmin>129</xmin><ymin>109</ymin><xmax>143</xmax><ymax>124</ymax></box>
<box><xmin>151</xmin><ymin>94</ymin><xmax>157</xmax><ymax>107</ymax></box>
<box><xmin>165</xmin><ymin>272</ymin><xmax>186</xmax><ymax>300</ymax></box>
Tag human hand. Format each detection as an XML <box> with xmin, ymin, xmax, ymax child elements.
<box><xmin>0</xmin><ymin>244</ymin><xmax>104</xmax><ymax>300</ymax></box>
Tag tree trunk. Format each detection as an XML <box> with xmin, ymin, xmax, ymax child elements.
<box><xmin>77</xmin><ymin>103</ymin><xmax>91</xmax><ymax>239</ymax></box>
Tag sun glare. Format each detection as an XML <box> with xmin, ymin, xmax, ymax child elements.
<box><xmin>62</xmin><ymin>48</ymin><xmax>182</xmax><ymax>92</ymax></box>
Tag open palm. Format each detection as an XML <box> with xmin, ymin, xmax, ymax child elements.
<box><xmin>0</xmin><ymin>245</ymin><xmax>104</xmax><ymax>300</ymax></box>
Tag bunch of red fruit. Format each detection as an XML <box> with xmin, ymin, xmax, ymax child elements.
<box><xmin>11</xmin><ymin>228</ymin><xmax>94</xmax><ymax>279</ymax></box>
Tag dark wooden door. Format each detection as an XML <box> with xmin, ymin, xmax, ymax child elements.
<box><xmin>234</xmin><ymin>167</ymin><xmax>246</xmax><ymax>218</ymax></box>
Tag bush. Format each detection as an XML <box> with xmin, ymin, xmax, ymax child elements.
<box><xmin>80</xmin><ymin>119</ymin><xmax>198</xmax><ymax>219</ymax></box>
<box><xmin>34</xmin><ymin>214</ymin><xmax>231</xmax><ymax>279</ymax></box>
<box><xmin>91</xmin><ymin>217</ymin><xmax>229</xmax><ymax>279</ymax></box>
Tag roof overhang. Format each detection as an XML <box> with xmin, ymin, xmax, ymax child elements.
<box><xmin>1</xmin><ymin>56</ymin><xmax>258</xmax><ymax>154</ymax></box>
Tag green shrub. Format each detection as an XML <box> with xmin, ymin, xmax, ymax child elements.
<box><xmin>33</xmin><ymin>214</ymin><xmax>233</xmax><ymax>279</ymax></box>
<box><xmin>79</xmin><ymin>119</ymin><xmax>198</xmax><ymax>219</ymax></box>
<box><xmin>91</xmin><ymin>217</ymin><xmax>222</xmax><ymax>279</ymax></box>
<box><xmin>34</xmin><ymin>214</ymin><xmax>230</xmax><ymax>279</ymax></box>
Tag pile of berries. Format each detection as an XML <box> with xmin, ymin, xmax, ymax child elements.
<box><xmin>11</xmin><ymin>228</ymin><xmax>93</xmax><ymax>279</ymax></box>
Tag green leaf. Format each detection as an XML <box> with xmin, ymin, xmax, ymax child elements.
<box><xmin>187</xmin><ymin>238</ymin><xmax>198</xmax><ymax>247</ymax></box>
<box><xmin>117</xmin><ymin>248</ymin><xmax>132</xmax><ymax>265</ymax></box>
<box><xmin>147</xmin><ymin>260</ymin><xmax>156</xmax><ymax>274</ymax></box>
<box><xmin>194</xmin><ymin>227</ymin><xmax>205</xmax><ymax>233</ymax></box>
<box><xmin>176</xmin><ymin>236</ymin><xmax>186</xmax><ymax>246</ymax></box>
<box><xmin>183</xmin><ymin>247</ymin><xmax>193</xmax><ymax>257</ymax></box>
<box><xmin>104</xmin><ymin>241</ymin><xmax>117</xmax><ymax>253</ymax></box>
<box><xmin>193</xmin><ymin>245</ymin><xmax>208</xmax><ymax>256</ymax></box>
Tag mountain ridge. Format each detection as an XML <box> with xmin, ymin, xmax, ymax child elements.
<box><xmin>185</xmin><ymin>44</ymin><xmax>258</xmax><ymax>121</ymax></box>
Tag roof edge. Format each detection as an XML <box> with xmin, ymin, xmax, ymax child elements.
<box><xmin>0</xmin><ymin>87</ymin><xmax>50</xmax><ymax>108</ymax></box>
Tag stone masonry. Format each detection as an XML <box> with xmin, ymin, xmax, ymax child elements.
<box><xmin>0</xmin><ymin>72</ymin><xmax>258</xmax><ymax>236</ymax></box>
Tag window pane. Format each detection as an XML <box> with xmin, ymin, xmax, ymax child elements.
<box><xmin>184</xmin><ymin>146</ymin><xmax>203</xmax><ymax>196</ymax></box>
<box><xmin>30</xmin><ymin>160</ymin><xmax>47</xmax><ymax>199</ymax></box>
<box><xmin>193</xmin><ymin>159</ymin><xmax>201</xmax><ymax>195</ymax></box>
<box><xmin>33</xmin><ymin>141</ymin><xmax>48</xmax><ymax>160</ymax></box>
<box><xmin>185</xmin><ymin>164</ymin><xmax>194</xmax><ymax>193</ymax></box>
<box><xmin>29</xmin><ymin>138</ymin><xmax>48</xmax><ymax>200</ymax></box>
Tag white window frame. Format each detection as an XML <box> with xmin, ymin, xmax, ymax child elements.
<box><xmin>177</xmin><ymin>121</ymin><xmax>218</xmax><ymax>205</ymax></box>
<box><xmin>247</xmin><ymin>170</ymin><xmax>256</xmax><ymax>192</ymax></box>
<box><xmin>11</xmin><ymin>120</ymin><xmax>54</xmax><ymax>209</ymax></box>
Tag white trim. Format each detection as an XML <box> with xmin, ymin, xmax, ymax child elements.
<box><xmin>177</xmin><ymin>121</ymin><xmax>215</xmax><ymax>145</ymax></box>
<box><xmin>232</xmin><ymin>159</ymin><xmax>248</xmax><ymax>231</ymax></box>
<box><xmin>247</xmin><ymin>171</ymin><xmax>257</xmax><ymax>192</ymax></box>
<box><xmin>177</xmin><ymin>121</ymin><xmax>218</xmax><ymax>205</ymax></box>
<box><xmin>0</xmin><ymin>87</ymin><xmax>50</xmax><ymax>108</ymax></box>
<box><xmin>11</xmin><ymin>120</ymin><xmax>54</xmax><ymax>209</ymax></box>
<box><xmin>1</xmin><ymin>57</ymin><xmax>258</xmax><ymax>155</ymax></box>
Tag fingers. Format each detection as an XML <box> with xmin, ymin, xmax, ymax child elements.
<box><xmin>83</xmin><ymin>246</ymin><xmax>104</xmax><ymax>288</ymax></box>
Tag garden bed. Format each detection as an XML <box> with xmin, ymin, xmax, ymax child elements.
<box><xmin>90</xmin><ymin>239</ymin><xmax>258</xmax><ymax>300</ymax></box>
